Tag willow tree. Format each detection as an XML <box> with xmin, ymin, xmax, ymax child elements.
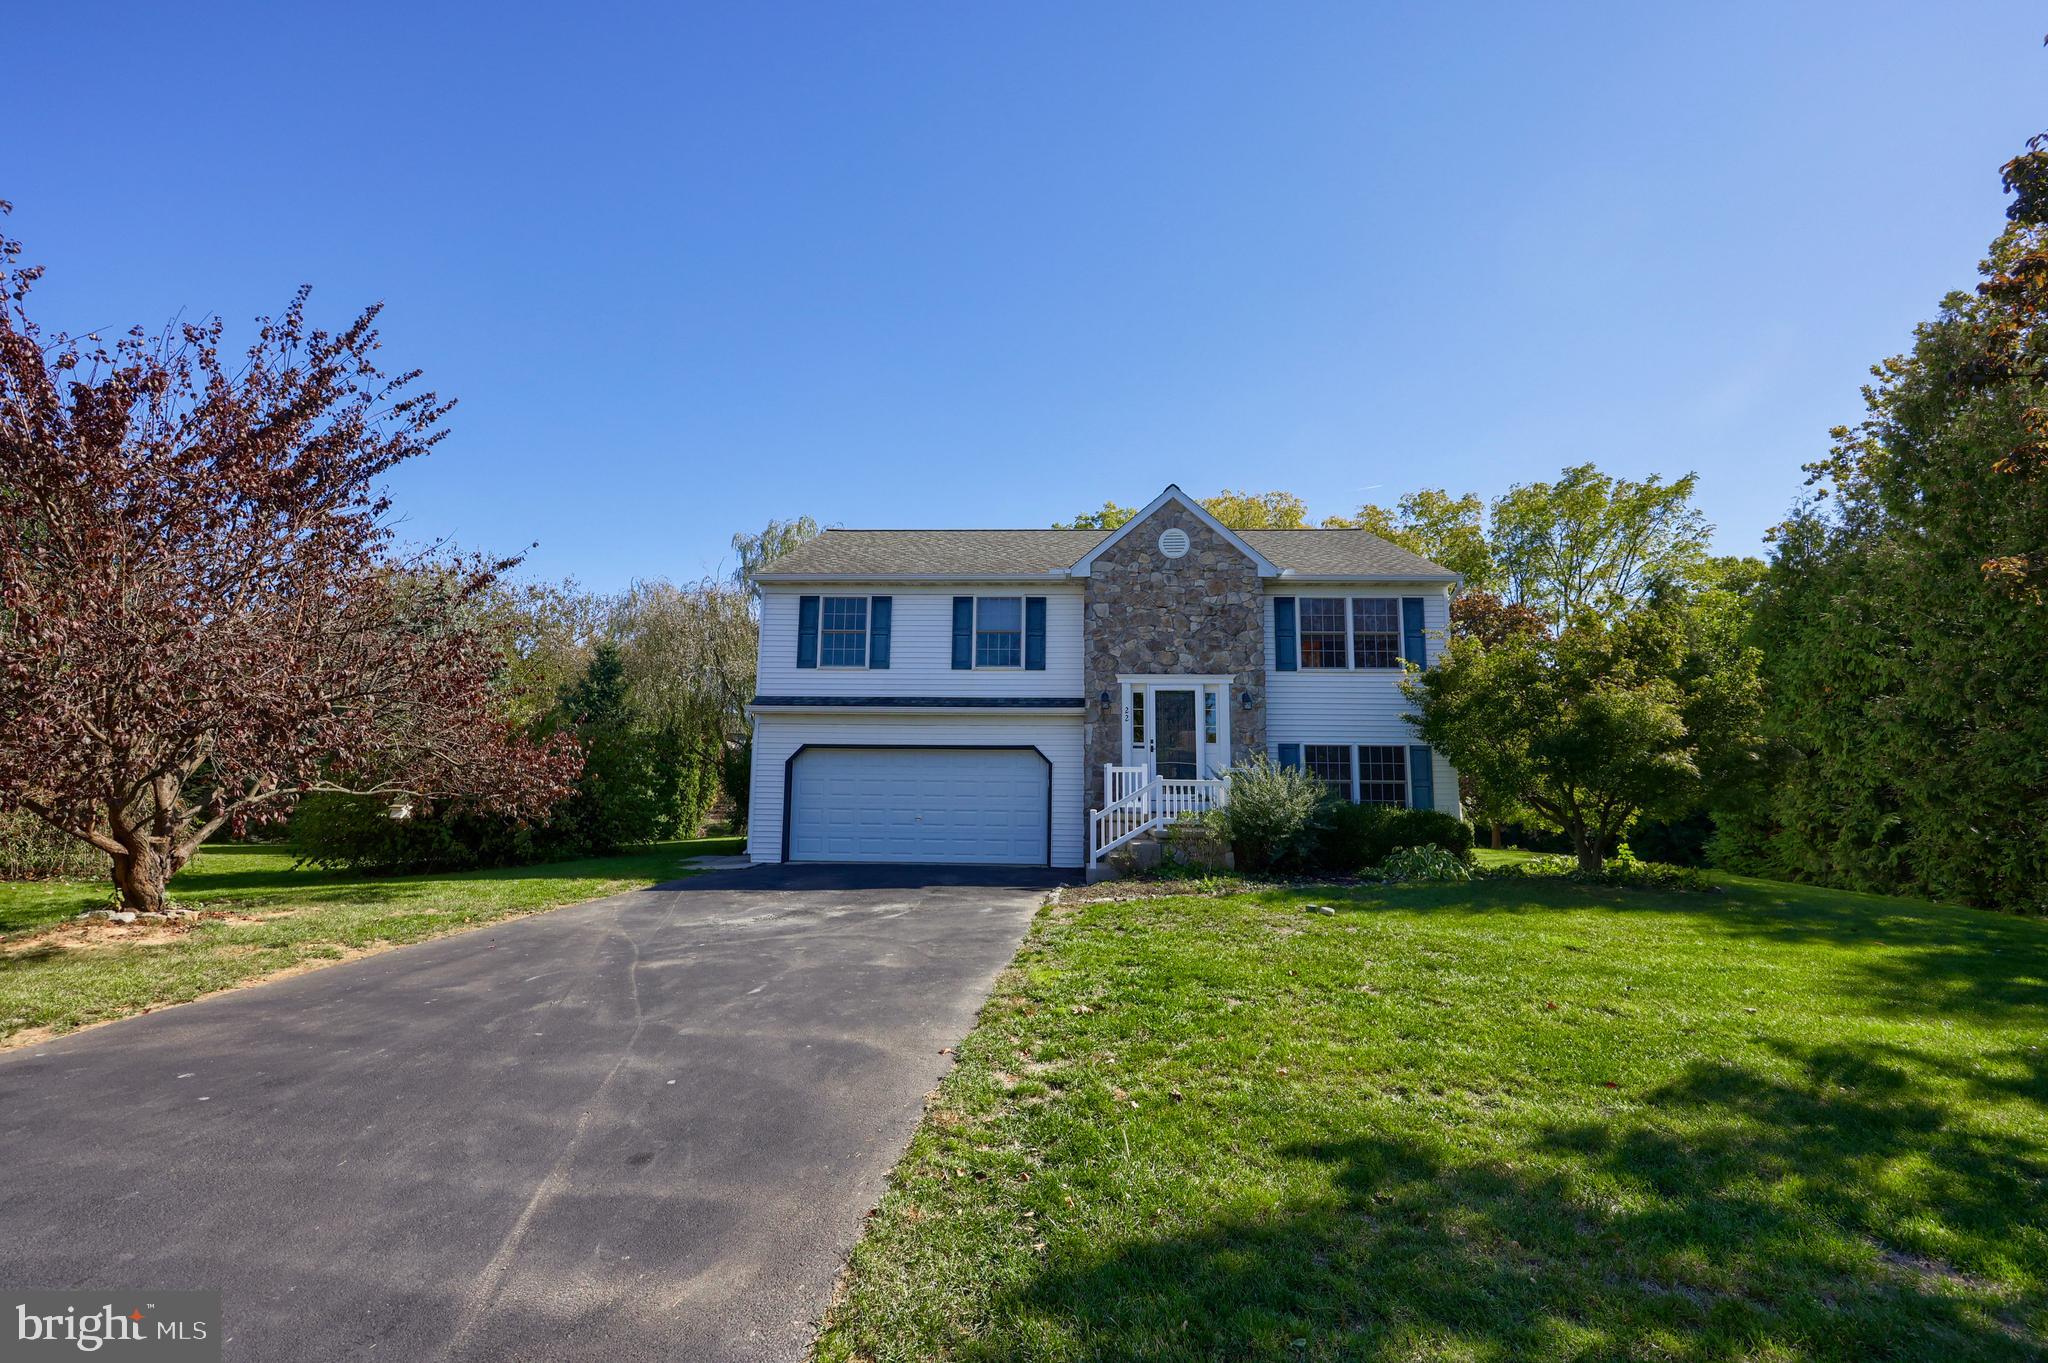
<box><xmin>0</xmin><ymin>212</ymin><xmax>578</xmax><ymax>911</ymax></box>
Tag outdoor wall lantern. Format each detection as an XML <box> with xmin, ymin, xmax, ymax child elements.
<box><xmin>1241</xmin><ymin>689</ymin><xmax>1256</xmax><ymax>710</ymax></box>
<box><xmin>1099</xmin><ymin>690</ymin><xmax>1113</xmax><ymax>705</ymax></box>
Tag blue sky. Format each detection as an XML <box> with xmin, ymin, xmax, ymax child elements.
<box><xmin>8</xmin><ymin>3</ymin><xmax>2042</xmax><ymax>588</ymax></box>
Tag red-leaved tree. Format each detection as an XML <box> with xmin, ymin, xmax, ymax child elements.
<box><xmin>0</xmin><ymin>209</ymin><xmax>580</xmax><ymax>911</ymax></box>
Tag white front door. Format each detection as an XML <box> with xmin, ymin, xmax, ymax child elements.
<box><xmin>1121</xmin><ymin>677</ymin><xmax>1232</xmax><ymax>782</ymax></box>
<box><xmin>1146</xmin><ymin>688</ymin><xmax>1200</xmax><ymax>780</ymax></box>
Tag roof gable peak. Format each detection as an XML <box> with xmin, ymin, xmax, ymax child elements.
<box><xmin>1067</xmin><ymin>486</ymin><xmax>1280</xmax><ymax>578</ymax></box>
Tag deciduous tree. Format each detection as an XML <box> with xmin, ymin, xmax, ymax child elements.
<box><xmin>1408</xmin><ymin>609</ymin><xmax>1760</xmax><ymax>871</ymax></box>
<box><xmin>608</xmin><ymin>577</ymin><xmax>756</xmax><ymax>833</ymax></box>
<box><xmin>731</xmin><ymin>515</ymin><xmax>821</xmax><ymax>586</ymax></box>
<box><xmin>1054</xmin><ymin>490</ymin><xmax>1311</xmax><ymax>531</ymax></box>
<box><xmin>1491</xmin><ymin>464</ymin><xmax>1711</xmax><ymax>624</ymax></box>
<box><xmin>1199</xmin><ymin>488</ymin><xmax>1310</xmax><ymax>529</ymax></box>
<box><xmin>1333</xmin><ymin>488</ymin><xmax>1499</xmax><ymax>590</ymax></box>
<box><xmin>1050</xmin><ymin>501</ymin><xmax>1136</xmax><ymax>530</ymax></box>
<box><xmin>0</xmin><ymin>216</ymin><xmax>578</xmax><ymax>910</ymax></box>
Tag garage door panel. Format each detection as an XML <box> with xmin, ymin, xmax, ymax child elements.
<box><xmin>790</xmin><ymin>748</ymin><xmax>1048</xmax><ymax>865</ymax></box>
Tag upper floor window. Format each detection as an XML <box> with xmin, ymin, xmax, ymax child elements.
<box><xmin>1352</xmin><ymin>599</ymin><xmax>1401</xmax><ymax>669</ymax></box>
<box><xmin>975</xmin><ymin>596</ymin><xmax>1023</xmax><ymax>668</ymax></box>
<box><xmin>1295</xmin><ymin>595</ymin><xmax>1407</xmax><ymax>670</ymax></box>
<box><xmin>819</xmin><ymin>596</ymin><xmax>869</xmax><ymax>667</ymax></box>
<box><xmin>1298</xmin><ymin>598</ymin><xmax>1349</xmax><ymax>668</ymax></box>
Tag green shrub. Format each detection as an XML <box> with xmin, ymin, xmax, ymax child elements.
<box><xmin>1377</xmin><ymin>845</ymin><xmax>1472</xmax><ymax>883</ymax></box>
<box><xmin>289</xmin><ymin>794</ymin><xmax>542</xmax><ymax>874</ymax></box>
<box><xmin>1314</xmin><ymin>803</ymin><xmax>1475</xmax><ymax>873</ymax></box>
<box><xmin>0</xmin><ymin>810</ymin><xmax>104</xmax><ymax>881</ymax></box>
<box><xmin>1488</xmin><ymin>846</ymin><xmax>1713</xmax><ymax>893</ymax></box>
<box><xmin>1207</xmin><ymin>758</ymin><xmax>1328</xmax><ymax>872</ymax></box>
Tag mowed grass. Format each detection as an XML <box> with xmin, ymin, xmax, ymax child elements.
<box><xmin>816</xmin><ymin>868</ymin><xmax>2048</xmax><ymax>1363</ymax></box>
<box><xmin>0</xmin><ymin>837</ymin><xmax>740</xmax><ymax>1044</ymax></box>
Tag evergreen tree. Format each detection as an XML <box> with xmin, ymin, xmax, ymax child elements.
<box><xmin>1734</xmin><ymin>130</ymin><xmax>2048</xmax><ymax>910</ymax></box>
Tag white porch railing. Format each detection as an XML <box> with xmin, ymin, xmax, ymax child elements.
<box><xmin>1088</xmin><ymin>772</ymin><xmax>1229</xmax><ymax>866</ymax></box>
<box><xmin>1104</xmin><ymin>764</ymin><xmax>1149</xmax><ymax>805</ymax></box>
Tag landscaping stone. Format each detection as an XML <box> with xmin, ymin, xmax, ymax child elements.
<box><xmin>77</xmin><ymin>909</ymin><xmax>114</xmax><ymax>921</ymax></box>
<box><xmin>108</xmin><ymin>911</ymin><xmax>138</xmax><ymax>924</ymax></box>
<box><xmin>136</xmin><ymin>911</ymin><xmax>169</xmax><ymax>922</ymax></box>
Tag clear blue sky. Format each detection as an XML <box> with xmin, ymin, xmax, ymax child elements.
<box><xmin>8</xmin><ymin>3</ymin><xmax>2042</xmax><ymax>589</ymax></box>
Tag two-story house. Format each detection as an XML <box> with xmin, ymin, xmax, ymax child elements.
<box><xmin>744</xmin><ymin>485</ymin><xmax>1460</xmax><ymax>872</ymax></box>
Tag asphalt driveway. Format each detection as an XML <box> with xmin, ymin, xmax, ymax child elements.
<box><xmin>0</xmin><ymin>863</ymin><xmax>1062</xmax><ymax>1361</ymax></box>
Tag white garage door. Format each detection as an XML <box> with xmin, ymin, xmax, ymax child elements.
<box><xmin>789</xmin><ymin>747</ymin><xmax>1049</xmax><ymax>865</ymax></box>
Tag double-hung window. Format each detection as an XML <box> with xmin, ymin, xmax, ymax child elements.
<box><xmin>1305</xmin><ymin>744</ymin><xmax>1354</xmax><ymax>799</ymax></box>
<box><xmin>975</xmin><ymin>596</ymin><xmax>1024</xmax><ymax>668</ymax></box>
<box><xmin>1352</xmin><ymin>599</ymin><xmax>1401</xmax><ymax>669</ymax></box>
<box><xmin>819</xmin><ymin>596</ymin><xmax>869</xmax><ymax>667</ymax></box>
<box><xmin>1298</xmin><ymin>598</ymin><xmax>1349</xmax><ymax>669</ymax></box>
<box><xmin>1358</xmin><ymin>745</ymin><xmax>1408</xmax><ymax>806</ymax></box>
<box><xmin>1290</xmin><ymin>596</ymin><xmax>1408</xmax><ymax>670</ymax></box>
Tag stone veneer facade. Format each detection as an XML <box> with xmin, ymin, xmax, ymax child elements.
<box><xmin>1081</xmin><ymin>501</ymin><xmax>1267</xmax><ymax>813</ymax></box>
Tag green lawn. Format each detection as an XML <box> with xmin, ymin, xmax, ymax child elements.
<box><xmin>816</xmin><ymin>867</ymin><xmax>2048</xmax><ymax>1363</ymax></box>
<box><xmin>0</xmin><ymin>837</ymin><xmax>740</xmax><ymax>1045</ymax></box>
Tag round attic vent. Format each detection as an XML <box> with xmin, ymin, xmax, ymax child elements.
<box><xmin>1158</xmin><ymin>528</ymin><xmax>1190</xmax><ymax>559</ymax></box>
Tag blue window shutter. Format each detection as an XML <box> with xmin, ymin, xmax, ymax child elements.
<box><xmin>796</xmin><ymin>595</ymin><xmax>820</xmax><ymax>669</ymax></box>
<box><xmin>1401</xmin><ymin>597</ymin><xmax>1427</xmax><ymax>667</ymax></box>
<box><xmin>1274</xmin><ymin>597</ymin><xmax>1298</xmax><ymax>671</ymax></box>
<box><xmin>1024</xmin><ymin>596</ymin><xmax>1047</xmax><ymax>671</ymax></box>
<box><xmin>951</xmin><ymin>597</ymin><xmax>974</xmax><ymax>670</ymax></box>
<box><xmin>1277</xmin><ymin>743</ymin><xmax>1302</xmax><ymax>769</ymax></box>
<box><xmin>868</xmin><ymin>596</ymin><xmax>892</xmax><ymax>669</ymax></box>
<box><xmin>1408</xmin><ymin>745</ymin><xmax>1435</xmax><ymax>810</ymax></box>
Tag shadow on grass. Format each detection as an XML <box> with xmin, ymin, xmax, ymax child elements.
<box><xmin>989</xmin><ymin>1039</ymin><xmax>2047</xmax><ymax>1363</ymax></box>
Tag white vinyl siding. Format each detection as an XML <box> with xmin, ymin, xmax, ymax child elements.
<box><xmin>1263</xmin><ymin>584</ymin><xmax>1460</xmax><ymax>816</ymax></box>
<box><xmin>748</xmin><ymin>712</ymin><xmax>1085</xmax><ymax>867</ymax></box>
<box><xmin>757</xmin><ymin>586</ymin><xmax>1082</xmax><ymax>696</ymax></box>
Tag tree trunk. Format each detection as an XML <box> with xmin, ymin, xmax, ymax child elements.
<box><xmin>109</xmin><ymin>844</ymin><xmax>170</xmax><ymax>913</ymax></box>
<box><xmin>1569</xmin><ymin>825</ymin><xmax>1605</xmax><ymax>873</ymax></box>
<box><xmin>1489</xmin><ymin>822</ymin><xmax>1504</xmax><ymax>850</ymax></box>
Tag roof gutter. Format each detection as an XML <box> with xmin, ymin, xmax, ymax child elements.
<box><xmin>751</xmin><ymin>571</ymin><xmax>1077</xmax><ymax>585</ymax></box>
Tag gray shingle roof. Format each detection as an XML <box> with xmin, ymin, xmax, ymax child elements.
<box><xmin>756</xmin><ymin>525</ymin><xmax>1455</xmax><ymax>580</ymax></box>
<box><xmin>759</xmin><ymin>529</ymin><xmax>1111</xmax><ymax>578</ymax></box>
<box><xmin>1239</xmin><ymin>529</ymin><xmax>1455</xmax><ymax>578</ymax></box>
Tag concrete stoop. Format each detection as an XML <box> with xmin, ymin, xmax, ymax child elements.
<box><xmin>1086</xmin><ymin>829</ymin><xmax>1232</xmax><ymax>883</ymax></box>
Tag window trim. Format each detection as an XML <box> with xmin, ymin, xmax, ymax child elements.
<box><xmin>1350</xmin><ymin>598</ymin><xmax>1402</xmax><ymax>670</ymax></box>
<box><xmin>816</xmin><ymin>595</ymin><xmax>871</xmax><ymax>669</ymax></box>
<box><xmin>1357</xmin><ymin>744</ymin><xmax>1408</xmax><ymax>806</ymax></box>
<box><xmin>973</xmin><ymin>595</ymin><xmax>1025</xmax><ymax>670</ymax></box>
<box><xmin>1303</xmin><ymin>743</ymin><xmax>1355</xmax><ymax>800</ymax></box>
<box><xmin>1293</xmin><ymin>595</ymin><xmax>1410</xmax><ymax>672</ymax></box>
